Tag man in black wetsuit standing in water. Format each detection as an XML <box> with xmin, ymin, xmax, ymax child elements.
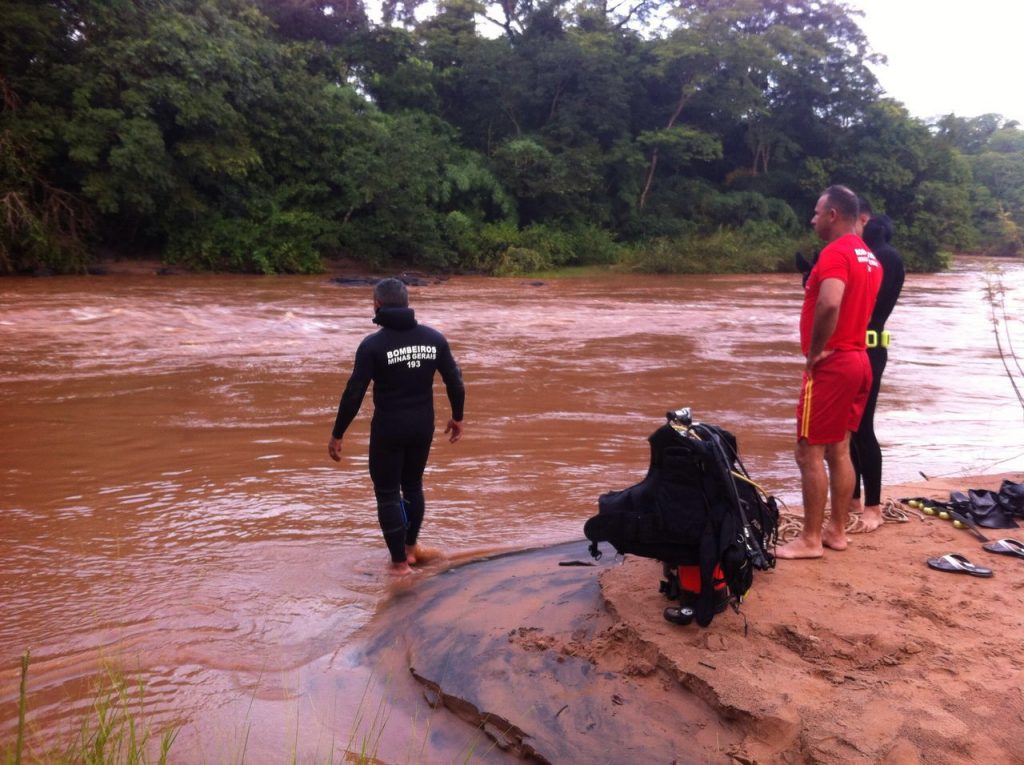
<box><xmin>328</xmin><ymin>277</ymin><xmax>465</xmax><ymax>576</ymax></box>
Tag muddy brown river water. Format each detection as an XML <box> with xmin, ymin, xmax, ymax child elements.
<box><xmin>1</xmin><ymin>259</ymin><xmax>1022</xmax><ymax>761</ymax></box>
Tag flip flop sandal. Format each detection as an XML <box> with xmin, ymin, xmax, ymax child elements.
<box><xmin>926</xmin><ymin>553</ymin><xmax>994</xmax><ymax>578</ymax></box>
<box><xmin>982</xmin><ymin>538</ymin><xmax>1024</xmax><ymax>560</ymax></box>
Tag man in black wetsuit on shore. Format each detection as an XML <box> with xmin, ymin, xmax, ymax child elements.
<box><xmin>328</xmin><ymin>277</ymin><xmax>465</xmax><ymax>576</ymax></box>
<box><xmin>850</xmin><ymin>214</ymin><xmax>904</xmax><ymax>531</ymax></box>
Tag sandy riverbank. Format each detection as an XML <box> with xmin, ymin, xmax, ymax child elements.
<box><xmin>364</xmin><ymin>471</ymin><xmax>1024</xmax><ymax>764</ymax></box>
<box><xmin>599</xmin><ymin>471</ymin><xmax>1024</xmax><ymax>764</ymax></box>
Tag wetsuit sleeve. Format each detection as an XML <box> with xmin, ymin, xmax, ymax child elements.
<box><xmin>331</xmin><ymin>341</ymin><xmax>373</xmax><ymax>438</ymax></box>
<box><xmin>437</xmin><ymin>339</ymin><xmax>465</xmax><ymax>421</ymax></box>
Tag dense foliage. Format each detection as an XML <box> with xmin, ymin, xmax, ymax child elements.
<box><xmin>2</xmin><ymin>0</ymin><xmax>1022</xmax><ymax>274</ymax></box>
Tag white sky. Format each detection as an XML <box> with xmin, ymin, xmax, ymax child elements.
<box><xmin>848</xmin><ymin>0</ymin><xmax>1024</xmax><ymax>125</ymax></box>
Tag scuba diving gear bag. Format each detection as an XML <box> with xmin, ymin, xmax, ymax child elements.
<box><xmin>583</xmin><ymin>410</ymin><xmax>778</xmax><ymax>627</ymax></box>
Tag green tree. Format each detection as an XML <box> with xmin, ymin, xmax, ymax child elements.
<box><xmin>3</xmin><ymin>0</ymin><xmax>1010</xmax><ymax>275</ymax></box>
<box><xmin>0</xmin><ymin>1</ymin><xmax>95</xmax><ymax>272</ymax></box>
<box><xmin>933</xmin><ymin>113</ymin><xmax>1004</xmax><ymax>155</ymax></box>
<box><xmin>637</xmin><ymin>0</ymin><xmax>880</xmax><ymax>212</ymax></box>
<box><xmin>833</xmin><ymin>100</ymin><xmax>972</xmax><ymax>269</ymax></box>
<box><xmin>965</xmin><ymin>124</ymin><xmax>1024</xmax><ymax>255</ymax></box>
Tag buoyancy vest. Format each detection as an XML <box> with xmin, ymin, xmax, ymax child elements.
<box><xmin>584</xmin><ymin>419</ymin><xmax>778</xmax><ymax>627</ymax></box>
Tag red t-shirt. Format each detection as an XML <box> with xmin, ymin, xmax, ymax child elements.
<box><xmin>800</xmin><ymin>233</ymin><xmax>882</xmax><ymax>355</ymax></box>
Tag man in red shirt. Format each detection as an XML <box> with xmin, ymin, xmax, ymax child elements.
<box><xmin>777</xmin><ymin>185</ymin><xmax>883</xmax><ymax>559</ymax></box>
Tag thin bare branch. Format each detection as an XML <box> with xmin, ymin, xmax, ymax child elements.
<box><xmin>985</xmin><ymin>275</ymin><xmax>1024</xmax><ymax>418</ymax></box>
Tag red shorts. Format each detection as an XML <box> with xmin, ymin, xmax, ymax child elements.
<box><xmin>796</xmin><ymin>350</ymin><xmax>872</xmax><ymax>444</ymax></box>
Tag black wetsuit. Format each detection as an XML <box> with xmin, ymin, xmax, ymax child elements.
<box><xmin>852</xmin><ymin>234</ymin><xmax>904</xmax><ymax>507</ymax></box>
<box><xmin>332</xmin><ymin>306</ymin><xmax>465</xmax><ymax>562</ymax></box>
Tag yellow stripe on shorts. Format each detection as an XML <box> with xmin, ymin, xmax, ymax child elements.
<box><xmin>800</xmin><ymin>377</ymin><xmax>813</xmax><ymax>439</ymax></box>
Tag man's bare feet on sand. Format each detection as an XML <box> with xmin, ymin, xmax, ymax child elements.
<box><xmin>859</xmin><ymin>506</ymin><xmax>884</xmax><ymax>532</ymax></box>
<box><xmin>406</xmin><ymin>545</ymin><xmax>420</xmax><ymax>566</ymax></box>
<box><xmin>775</xmin><ymin>536</ymin><xmax>824</xmax><ymax>559</ymax></box>
<box><xmin>820</xmin><ymin>524</ymin><xmax>849</xmax><ymax>550</ymax></box>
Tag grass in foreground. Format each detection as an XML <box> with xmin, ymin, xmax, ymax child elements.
<box><xmin>4</xmin><ymin>653</ymin><xmax>501</xmax><ymax>765</ymax></box>
<box><xmin>4</xmin><ymin>651</ymin><xmax>176</xmax><ymax>765</ymax></box>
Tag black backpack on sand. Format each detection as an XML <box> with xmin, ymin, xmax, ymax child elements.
<box><xmin>583</xmin><ymin>409</ymin><xmax>778</xmax><ymax>627</ymax></box>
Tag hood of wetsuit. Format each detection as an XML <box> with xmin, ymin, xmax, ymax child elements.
<box><xmin>863</xmin><ymin>215</ymin><xmax>893</xmax><ymax>249</ymax></box>
<box><xmin>373</xmin><ymin>306</ymin><xmax>417</xmax><ymax>330</ymax></box>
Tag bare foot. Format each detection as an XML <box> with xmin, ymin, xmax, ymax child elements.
<box><xmin>406</xmin><ymin>544</ymin><xmax>419</xmax><ymax>566</ymax></box>
<box><xmin>407</xmin><ymin>544</ymin><xmax>442</xmax><ymax>565</ymax></box>
<box><xmin>775</xmin><ymin>536</ymin><xmax>824</xmax><ymax>559</ymax></box>
<box><xmin>822</xmin><ymin>525</ymin><xmax>848</xmax><ymax>551</ymax></box>
<box><xmin>387</xmin><ymin>561</ymin><xmax>416</xmax><ymax>577</ymax></box>
<box><xmin>860</xmin><ymin>506</ymin><xmax>884</xmax><ymax>532</ymax></box>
